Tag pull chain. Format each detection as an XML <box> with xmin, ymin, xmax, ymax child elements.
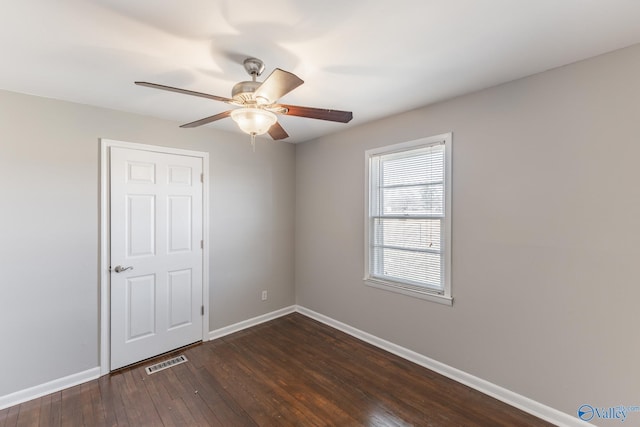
<box><xmin>250</xmin><ymin>133</ymin><xmax>256</xmax><ymax>152</ymax></box>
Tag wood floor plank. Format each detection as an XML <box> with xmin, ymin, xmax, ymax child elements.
<box><xmin>77</xmin><ymin>382</ymin><xmax>100</xmax><ymax>427</ymax></box>
<box><xmin>121</xmin><ymin>368</ymin><xmax>163</xmax><ymax>425</ymax></box>
<box><xmin>59</xmin><ymin>385</ymin><xmax>85</xmax><ymax>426</ymax></box>
<box><xmin>1</xmin><ymin>313</ymin><xmax>554</xmax><ymax>426</ymax></box>
<box><xmin>35</xmin><ymin>394</ymin><xmax>51</xmax><ymax>427</ymax></box>
<box><xmin>44</xmin><ymin>392</ymin><xmax>61</xmax><ymax>426</ymax></box>
<box><xmin>100</xmin><ymin>371</ymin><xmax>131</xmax><ymax>426</ymax></box>
<box><xmin>15</xmin><ymin>398</ymin><xmax>40</xmax><ymax>427</ymax></box>
<box><xmin>1</xmin><ymin>406</ymin><xmax>19</xmax><ymax>427</ymax></box>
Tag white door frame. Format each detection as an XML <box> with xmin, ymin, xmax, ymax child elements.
<box><xmin>99</xmin><ymin>138</ymin><xmax>210</xmax><ymax>375</ymax></box>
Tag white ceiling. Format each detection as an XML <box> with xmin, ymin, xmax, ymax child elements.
<box><xmin>2</xmin><ymin>0</ymin><xmax>640</xmax><ymax>143</ymax></box>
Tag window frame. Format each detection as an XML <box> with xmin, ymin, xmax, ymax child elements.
<box><xmin>364</xmin><ymin>133</ymin><xmax>453</xmax><ymax>306</ymax></box>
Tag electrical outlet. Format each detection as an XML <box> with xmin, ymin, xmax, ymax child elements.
<box><xmin>261</xmin><ymin>290</ymin><xmax>268</xmax><ymax>301</ymax></box>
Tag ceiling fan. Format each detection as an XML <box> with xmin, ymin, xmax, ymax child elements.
<box><xmin>135</xmin><ymin>58</ymin><xmax>353</xmax><ymax>147</ymax></box>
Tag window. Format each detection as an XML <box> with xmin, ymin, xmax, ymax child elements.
<box><xmin>364</xmin><ymin>133</ymin><xmax>452</xmax><ymax>305</ymax></box>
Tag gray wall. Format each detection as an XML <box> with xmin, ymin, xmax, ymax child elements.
<box><xmin>295</xmin><ymin>43</ymin><xmax>640</xmax><ymax>418</ymax></box>
<box><xmin>0</xmin><ymin>90</ymin><xmax>295</xmax><ymax>397</ymax></box>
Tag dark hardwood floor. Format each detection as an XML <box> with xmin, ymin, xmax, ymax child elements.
<box><xmin>0</xmin><ymin>313</ymin><xmax>554</xmax><ymax>426</ymax></box>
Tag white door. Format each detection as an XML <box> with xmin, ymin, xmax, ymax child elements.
<box><xmin>109</xmin><ymin>146</ymin><xmax>203</xmax><ymax>370</ymax></box>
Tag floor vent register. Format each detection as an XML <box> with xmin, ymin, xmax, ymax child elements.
<box><xmin>145</xmin><ymin>355</ymin><xmax>188</xmax><ymax>375</ymax></box>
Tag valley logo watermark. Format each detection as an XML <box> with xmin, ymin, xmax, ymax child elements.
<box><xmin>578</xmin><ymin>404</ymin><xmax>640</xmax><ymax>423</ymax></box>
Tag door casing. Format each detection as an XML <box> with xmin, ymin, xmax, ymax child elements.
<box><xmin>100</xmin><ymin>138</ymin><xmax>210</xmax><ymax>375</ymax></box>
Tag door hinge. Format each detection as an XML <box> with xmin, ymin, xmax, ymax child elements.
<box><xmin>200</xmin><ymin>173</ymin><xmax>204</xmax><ymax>183</ymax></box>
<box><xmin>201</xmin><ymin>305</ymin><xmax>205</xmax><ymax>316</ymax></box>
<box><xmin>200</xmin><ymin>240</ymin><xmax>203</xmax><ymax>249</ymax></box>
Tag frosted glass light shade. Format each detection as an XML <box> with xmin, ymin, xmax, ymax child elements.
<box><xmin>230</xmin><ymin>108</ymin><xmax>277</xmax><ymax>135</ymax></box>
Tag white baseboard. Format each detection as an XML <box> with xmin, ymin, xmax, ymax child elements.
<box><xmin>0</xmin><ymin>367</ymin><xmax>101</xmax><ymax>411</ymax></box>
<box><xmin>1</xmin><ymin>305</ymin><xmax>586</xmax><ymax>427</ymax></box>
<box><xmin>295</xmin><ymin>305</ymin><xmax>587</xmax><ymax>427</ymax></box>
<box><xmin>208</xmin><ymin>305</ymin><xmax>296</xmax><ymax>340</ymax></box>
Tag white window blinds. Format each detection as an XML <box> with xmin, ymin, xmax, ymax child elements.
<box><xmin>368</xmin><ymin>142</ymin><xmax>447</xmax><ymax>293</ymax></box>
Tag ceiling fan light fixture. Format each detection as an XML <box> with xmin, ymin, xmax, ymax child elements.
<box><xmin>136</xmin><ymin>57</ymin><xmax>353</xmax><ymax>144</ymax></box>
<box><xmin>230</xmin><ymin>107</ymin><xmax>277</xmax><ymax>136</ymax></box>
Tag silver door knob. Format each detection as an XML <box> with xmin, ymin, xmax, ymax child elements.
<box><xmin>113</xmin><ymin>265</ymin><xmax>133</xmax><ymax>273</ymax></box>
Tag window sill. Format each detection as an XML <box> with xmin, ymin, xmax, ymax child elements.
<box><xmin>364</xmin><ymin>278</ymin><xmax>453</xmax><ymax>306</ymax></box>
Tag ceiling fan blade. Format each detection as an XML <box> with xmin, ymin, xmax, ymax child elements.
<box><xmin>180</xmin><ymin>110</ymin><xmax>232</xmax><ymax>128</ymax></box>
<box><xmin>254</xmin><ymin>69</ymin><xmax>304</xmax><ymax>104</ymax></box>
<box><xmin>268</xmin><ymin>121</ymin><xmax>289</xmax><ymax>140</ymax></box>
<box><xmin>135</xmin><ymin>81</ymin><xmax>233</xmax><ymax>103</ymax></box>
<box><xmin>279</xmin><ymin>104</ymin><xmax>353</xmax><ymax>123</ymax></box>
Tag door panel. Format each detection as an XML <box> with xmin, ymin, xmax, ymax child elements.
<box><xmin>168</xmin><ymin>196</ymin><xmax>192</xmax><ymax>252</ymax></box>
<box><xmin>168</xmin><ymin>269</ymin><xmax>193</xmax><ymax>329</ymax></box>
<box><xmin>127</xmin><ymin>195</ymin><xmax>156</xmax><ymax>257</ymax></box>
<box><xmin>126</xmin><ymin>274</ymin><xmax>156</xmax><ymax>341</ymax></box>
<box><xmin>110</xmin><ymin>147</ymin><xmax>203</xmax><ymax>370</ymax></box>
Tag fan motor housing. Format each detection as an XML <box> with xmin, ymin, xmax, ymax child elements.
<box><xmin>232</xmin><ymin>81</ymin><xmax>260</xmax><ymax>103</ymax></box>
